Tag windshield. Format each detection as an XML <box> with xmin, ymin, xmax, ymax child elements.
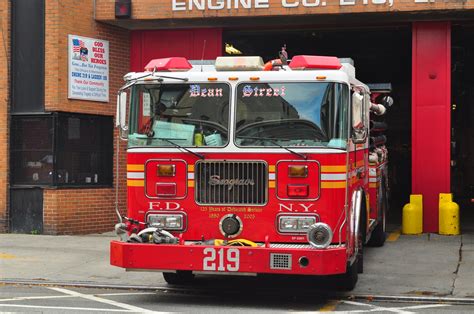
<box><xmin>128</xmin><ymin>83</ymin><xmax>230</xmax><ymax>147</ymax></box>
<box><xmin>235</xmin><ymin>82</ymin><xmax>349</xmax><ymax>148</ymax></box>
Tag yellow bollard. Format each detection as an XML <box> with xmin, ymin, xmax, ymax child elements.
<box><xmin>439</xmin><ymin>193</ymin><xmax>460</xmax><ymax>235</ymax></box>
<box><xmin>402</xmin><ymin>194</ymin><xmax>423</xmax><ymax>234</ymax></box>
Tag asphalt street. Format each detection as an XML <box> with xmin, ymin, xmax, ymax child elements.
<box><xmin>1</xmin><ymin>284</ymin><xmax>474</xmax><ymax>313</ymax></box>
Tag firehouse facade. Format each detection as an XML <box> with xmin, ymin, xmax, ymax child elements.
<box><xmin>0</xmin><ymin>0</ymin><xmax>473</xmax><ymax>234</ymax></box>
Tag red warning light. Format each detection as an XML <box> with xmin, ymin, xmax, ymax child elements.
<box><xmin>115</xmin><ymin>0</ymin><xmax>131</xmax><ymax>19</ymax></box>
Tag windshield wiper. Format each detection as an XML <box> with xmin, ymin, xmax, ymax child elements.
<box><xmin>156</xmin><ymin>137</ymin><xmax>205</xmax><ymax>160</ymax></box>
<box><xmin>118</xmin><ymin>73</ymin><xmax>188</xmax><ymax>91</ymax></box>
<box><xmin>153</xmin><ymin>74</ymin><xmax>188</xmax><ymax>82</ymax></box>
<box><xmin>236</xmin><ymin>135</ymin><xmax>307</xmax><ymax>160</ymax></box>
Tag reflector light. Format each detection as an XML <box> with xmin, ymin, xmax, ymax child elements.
<box><xmin>156</xmin><ymin>183</ymin><xmax>177</xmax><ymax>196</ymax></box>
<box><xmin>288</xmin><ymin>165</ymin><xmax>308</xmax><ymax>178</ymax></box>
<box><xmin>144</xmin><ymin>57</ymin><xmax>192</xmax><ymax>72</ymax></box>
<box><xmin>157</xmin><ymin>164</ymin><xmax>175</xmax><ymax>177</ymax></box>
<box><xmin>215</xmin><ymin>56</ymin><xmax>264</xmax><ymax>71</ymax></box>
<box><xmin>287</xmin><ymin>184</ymin><xmax>309</xmax><ymax>197</ymax></box>
<box><xmin>289</xmin><ymin>55</ymin><xmax>342</xmax><ymax>70</ymax></box>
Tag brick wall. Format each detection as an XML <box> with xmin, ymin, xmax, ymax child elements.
<box><xmin>0</xmin><ymin>1</ymin><xmax>9</xmax><ymax>233</ymax></box>
<box><xmin>42</xmin><ymin>0</ymin><xmax>129</xmax><ymax>235</ymax></box>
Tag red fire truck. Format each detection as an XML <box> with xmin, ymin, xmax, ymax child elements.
<box><xmin>111</xmin><ymin>54</ymin><xmax>392</xmax><ymax>290</ymax></box>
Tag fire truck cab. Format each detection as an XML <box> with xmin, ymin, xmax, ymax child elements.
<box><xmin>111</xmin><ymin>55</ymin><xmax>391</xmax><ymax>290</ymax></box>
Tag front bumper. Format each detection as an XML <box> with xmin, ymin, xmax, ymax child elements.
<box><xmin>110</xmin><ymin>241</ymin><xmax>347</xmax><ymax>275</ymax></box>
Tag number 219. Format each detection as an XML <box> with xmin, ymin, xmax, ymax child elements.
<box><xmin>203</xmin><ymin>248</ymin><xmax>239</xmax><ymax>272</ymax></box>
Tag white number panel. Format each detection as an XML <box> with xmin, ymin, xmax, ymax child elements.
<box><xmin>202</xmin><ymin>248</ymin><xmax>240</xmax><ymax>272</ymax></box>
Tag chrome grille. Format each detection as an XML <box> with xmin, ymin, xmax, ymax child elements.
<box><xmin>195</xmin><ymin>161</ymin><xmax>267</xmax><ymax>205</ymax></box>
<box><xmin>270</xmin><ymin>253</ymin><xmax>292</xmax><ymax>270</ymax></box>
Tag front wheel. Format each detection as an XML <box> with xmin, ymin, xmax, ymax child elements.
<box><xmin>368</xmin><ymin>184</ymin><xmax>387</xmax><ymax>247</ymax></box>
<box><xmin>163</xmin><ymin>271</ymin><xmax>194</xmax><ymax>285</ymax></box>
<box><xmin>336</xmin><ymin>259</ymin><xmax>359</xmax><ymax>291</ymax></box>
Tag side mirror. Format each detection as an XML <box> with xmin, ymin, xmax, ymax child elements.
<box><xmin>116</xmin><ymin>92</ymin><xmax>128</xmax><ymax>139</ymax></box>
<box><xmin>352</xmin><ymin>92</ymin><xmax>367</xmax><ymax>144</ymax></box>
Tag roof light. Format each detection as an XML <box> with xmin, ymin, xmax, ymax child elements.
<box><xmin>208</xmin><ymin>77</ymin><xmax>218</xmax><ymax>81</ymax></box>
<box><xmin>144</xmin><ymin>57</ymin><xmax>192</xmax><ymax>72</ymax></box>
<box><xmin>289</xmin><ymin>55</ymin><xmax>342</xmax><ymax>71</ymax></box>
<box><xmin>316</xmin><ymin>76</ymin><xmax>327</xmax><ymax>80</ymax></box>
<box><xmin>215</xmin><ymin>56</ymin><xmax>264</xmax><ymax>71</ymax></box>
<box><xmin>249</xmin><ymin>77</ymin><xmax>260</xmax><ymax>81</ymax></box>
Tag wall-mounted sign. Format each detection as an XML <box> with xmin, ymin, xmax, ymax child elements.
<box><xmin>68</xmin><ymin>35</ymin><xmax>109</xmax><ymax>102</ymax></box>
<box><xmin>171</xmin><ymin>0</ymin><xmax>439</xmax><ymax>11</ymax></box>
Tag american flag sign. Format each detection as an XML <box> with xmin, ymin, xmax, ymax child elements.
<box><xmin>72</xmin><ymin>38</ymin><xmax>85</xmax><ymax>53</ymax></box>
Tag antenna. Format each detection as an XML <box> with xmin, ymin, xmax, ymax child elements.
<box><xmin>200</xmin><ymin>40</ymin><xmax>207</xmax><ymax>72</ymax></box>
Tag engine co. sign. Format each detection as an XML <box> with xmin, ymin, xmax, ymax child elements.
<box><xmin>172</xmin><ymin>0</ymin><xmax>436</xmax><ymax>10</ymax></box>
<box><xmin>68</xmin><ymin>35</ymin><xmax>109</xmax><ymax>102</ymax></box>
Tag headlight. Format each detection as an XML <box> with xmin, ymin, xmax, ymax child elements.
<box><xmin>307</xmin><ymin>223</ymin><xmax>333</xmax><ymax>249</ymax></box>
<box><xmin>278</xmin><ymin>215</ymin><xmax>317</xmax><ymax>233</ymax></box>
<box><xmin>147</xmin><ymin>214</ymin><xmax>184</xmax><ymax>230</ymax></box>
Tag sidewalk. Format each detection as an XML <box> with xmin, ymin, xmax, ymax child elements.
<box><xmin>1</xmin><ymin>228</ymin><xmax>473</xmax><ymax>297</ymax></box>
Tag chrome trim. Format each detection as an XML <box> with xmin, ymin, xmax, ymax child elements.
<box><xmin>194</xmin><ymin>160</ymin><xmax>268</xmax><ymax>205</ymax></box>
<box><xmin>180</xmin><ymin>241</ymin><xmax>345</xmax><ymax>249</ymax></box>
<box><xmin>270</xmin><ymin>253</ymin><xmax>292</xmax><ymax>270</ymax></box>
<box><xmin>307</xmin><ymin>222</ymin><xmax>333</xmax><ymax>249</ymax></box>
<box><xmin>144</xmin><ymin>159</ymin><xmax>188</xmax><ymax>200</ymax></box>
<box><xmin>219</xmin><ymin>214</ymin><xmax>243</xmax><ymax>238</ymax></box>
<box><xmin>275</xmin><ymin>159</ymin><xmax>321</xmax><ymax>201</ymax></box>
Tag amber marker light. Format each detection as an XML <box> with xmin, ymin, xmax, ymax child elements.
<box><xmin>249</xmin><ymin>77</ymin><xmax>260</xmax><ymax>81</ymax></box>
<box><xmin>208</xmin><ymin>77</ymin><xmax>218</xmax><ymax>81</ymax></box>
<box><xmin>157</xmin><ymin>164</ymin><xmax>176</xmax><ymax>177</ymax></box>
<box><xmin>228</xmin><ymin>77</ymin><xmax>239</xmax><ymax>81</ymax></box>
<box><xmin>288</xmin><ymin>165</ymin><xmax>308</xmax><ymax>178</ymax></box>
<box><xmin>316</xmin><ymin>76</ymin><xmax>327</xmax><ymax>80</ymax></box>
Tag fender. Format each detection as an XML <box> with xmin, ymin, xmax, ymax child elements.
<box><xmin>349</xmin><ymin>189</ymin><xmax>367</xmax><ymax>263</ymax></box>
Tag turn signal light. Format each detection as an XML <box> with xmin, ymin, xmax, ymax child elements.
<box><xmin>287</xmin><ymin>184</ymin><xmax>309</xmax><ymax>197</ymax></box>
<box><xmin>288</xmin><ymin>165</ymin><xmax>308</xmax><ymax>178</ymax></box>
<box><xmin>157</xmin><ymin>164</ymin><xmax>175</xmax><ymax>177</ymax></box>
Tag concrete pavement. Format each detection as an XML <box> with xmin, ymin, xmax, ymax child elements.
<box><xmin>1</xmin><ymin>227</ymin><xmax>473</xmax><ymax>298</ymax></box>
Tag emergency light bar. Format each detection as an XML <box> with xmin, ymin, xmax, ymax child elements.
<box><xmin>215</xmin><ymin>56</ymin><xmax>264</xmax><ymax>71</ymax></box>
<box><xmin>289</xmin><ymin>55</ymin><xmax>342</xmax><ymax>70</ymax></box>
<box><xmin>144</xmin><ymin>57</ymin><xmax>193</xmax><ymax>72</ymax></box>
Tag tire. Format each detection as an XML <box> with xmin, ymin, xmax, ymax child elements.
<box><xmin>162</xmin><ymin>271</ymin><xmax>194</xmax><ymax>285</ymax></box>
<box><xmin>337</xmin><ymin>259</ymin><xmax>359</xmax><ymax>291</ymax></box>
<box><xmin>368</xmin><ymin>184</ymin><xmax>387</xmax><ymax>247</ymax></box>
<box><xmin>340</xmin><ymin>214</ymin><xmax>363</xmax><ymax>289</ymax></box>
